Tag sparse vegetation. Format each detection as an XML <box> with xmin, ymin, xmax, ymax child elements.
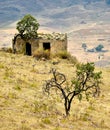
<box><xmin>0</xmin><ymin>51</ymin><xmax>110</xmax><ymax>130</ymax></box>
<box><xmin>33</xmin><ymin>49</ymin><xmax>50</xmax><ymax>60</ymax></box>
<box><xmin>54</xmin><ymin>51</ymin><xmax>78</xmax><ymax>64</ymax></box>
<box><xmin>6</xmin><ymin>47</ymin><xmax>13</xmax><ymax>53</ymax></box>
<box><xmin>55</xmin><ymin>51</ymin><xmax>71</xmax><ymax>59</ymax></box>
<box><xmin>87</xmin><ymin>44</ymin><xmax>104</xmax><ymax>53</ymax></box>
<box><xmin>33</xmin><ymin>50</ymin><xmax>77</xmax><ymax>65</ymax></box>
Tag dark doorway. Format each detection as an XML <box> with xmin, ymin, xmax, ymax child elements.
<box><xmin>26</xmin><ymin>42</ymin><xmax>31</xmax><ymax>56</ymax></box>
<box><xmin>43</xmin><ymin>42</ymin><xmax>50</xmax><ymax>51</ymax></box>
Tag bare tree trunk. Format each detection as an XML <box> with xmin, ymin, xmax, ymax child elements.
<box><xmin>64</xmin><ymin>92</ymin><xmax>76</xmax><ymax>116</ymax></box>
<box><xmin>64</xmin><ymin>98</ymin><xmax>71</xmax><ymax>116</ymax></box>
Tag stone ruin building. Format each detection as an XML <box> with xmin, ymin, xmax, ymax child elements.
<box><xmin>12</xmin><ymin>32</ymin><xmax>67</xmax><ymax>56</ymax></box>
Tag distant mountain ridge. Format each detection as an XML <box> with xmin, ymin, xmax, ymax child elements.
<box><xmin>0</xmin><ymin>0</ymin><xmax>110</xmax><ymax>31</ymax></box>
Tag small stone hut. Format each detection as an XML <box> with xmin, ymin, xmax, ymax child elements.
<box><xmin>13</xmin><ymin>32</ymin><xmax>67</xmax><ymax>56</ymax></box>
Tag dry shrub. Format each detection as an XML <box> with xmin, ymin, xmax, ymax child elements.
<box><xmin>6</xmin><ymin>47</ymin><xmax>13</xmax><ymax>53</ymax></box>
<box><xmin>68</xmin><ymin>55</ymin><xmax>78</xmax><ymax>64</ymax></box>
<box><xmin>33</xmin><ymin>49</ymin><xmax>50</xmax><ymax>60</ymax></box>
<box><xmin>0</xmin><ymin>47</ymin><xmax>12</xmax><ymax>53</ymax></box>
<box><xmin>55</xmin><ymin>51</ymin><xmax>78</xmax><ymax>64</ymax></box>
<box><xmin>56</xmin><ymin>51</ymin><xmax>71</xmax><ymax>59</ymax></box>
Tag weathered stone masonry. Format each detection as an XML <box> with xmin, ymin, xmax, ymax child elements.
<box><xmin>12</xmin><ymin>33</ymin><xmax>67</xmax><ymax>56</ymax></box>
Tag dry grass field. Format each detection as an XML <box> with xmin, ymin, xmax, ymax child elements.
<box><xmin>0</xmin><ymin>51</ymin><xmax>110</xmax><ymax>130</ymax></box>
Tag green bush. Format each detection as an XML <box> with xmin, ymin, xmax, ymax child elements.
<box><xmin>95</xmin><ymin>44</ymin><xmax>104</xmax><ymax>52</ymax></box>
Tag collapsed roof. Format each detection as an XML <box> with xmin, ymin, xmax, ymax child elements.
<box><xmin>38</xmin><ymin>32</ymin><xmax>67</xmax><ymax>41</ymax></box>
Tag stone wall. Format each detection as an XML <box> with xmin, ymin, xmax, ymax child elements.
<box><xmin>14</xmin><ymin>33</ymin><xmax>67</xmax><ymax>55</ymax></box>
<box><xmin>15</xmin><ymin>37</ymin><xmax>25</xmax><ymax>53</ymax></box>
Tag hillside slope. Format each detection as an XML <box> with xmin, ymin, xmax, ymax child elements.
<box><xmin>0</xmin><ymin>51</ymin><xmax>110</xmax><ymax>130</ymax></box>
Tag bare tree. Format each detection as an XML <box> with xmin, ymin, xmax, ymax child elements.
<box><xmin>43</xmin><ymin>62</ymin><xmax>102</xmax><ymax>116</ymax></box>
